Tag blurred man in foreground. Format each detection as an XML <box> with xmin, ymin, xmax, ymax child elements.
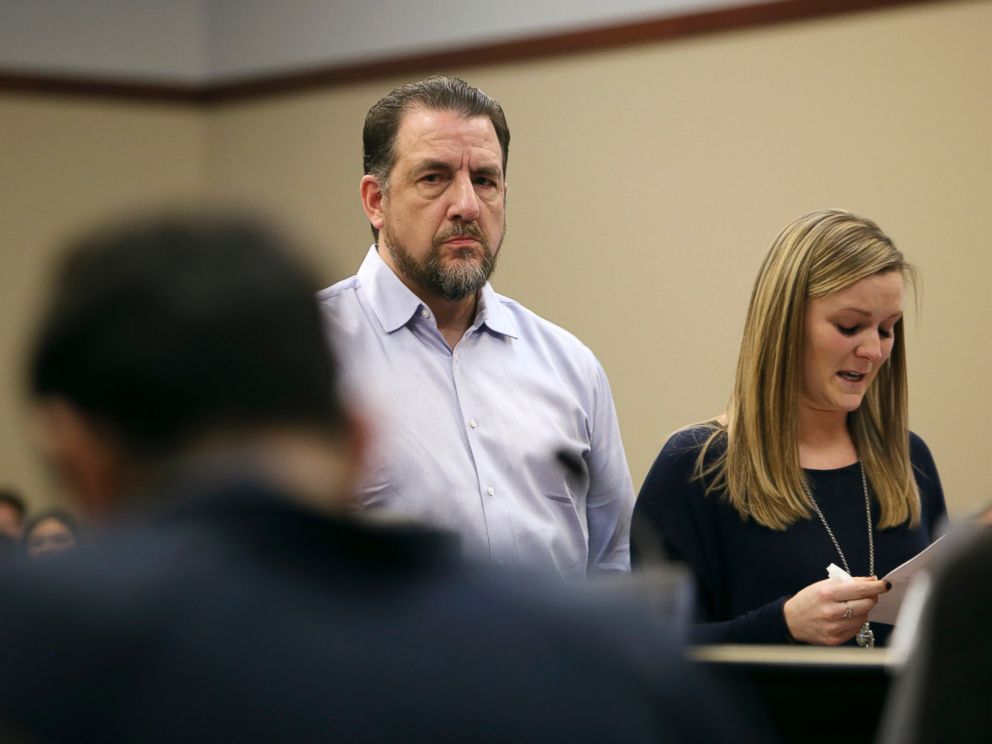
<box><xmin>0</xmin><ymin>215</ymin><xmax>744</xmax><ymax>743</ymax></box>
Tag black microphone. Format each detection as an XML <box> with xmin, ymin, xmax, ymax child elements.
<box><xmin>556</xmin><ymin>449</ymin><xmax>586</xmax><ymax>478</ymax></box>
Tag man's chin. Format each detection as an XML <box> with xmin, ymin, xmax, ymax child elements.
<box><xmin>434</xmin><ymin>269</ymin><xmax>489</xmax><ymax>299</ymax></box>
<box><xmin>439</xmin><ymin>243</ymin><xmax>484</xmax><ymax>261</ymax></box>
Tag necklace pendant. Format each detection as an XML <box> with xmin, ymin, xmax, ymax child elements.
<box><xmin>856</xmin><ymin>623</ymin><xmax>875</xmax><ymax>648</ymax></box>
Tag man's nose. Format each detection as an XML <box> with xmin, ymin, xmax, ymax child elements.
<box><xmin>447</xmin><ymin>174</ymin><xmax>481</xmax><ymax>223</ymax></box>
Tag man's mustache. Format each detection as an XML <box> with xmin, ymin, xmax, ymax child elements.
<box><xmin>435</xmin><ymin>224</ymin><xmax>484</xmax><ymax>244</ymax></box>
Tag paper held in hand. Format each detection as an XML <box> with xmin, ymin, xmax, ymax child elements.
<box><xmin>826</xmin><ymin>536</ymin><xmax>945</xmax><ymax>625</ymax></box>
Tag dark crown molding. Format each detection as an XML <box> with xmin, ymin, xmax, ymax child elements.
<box><xmin>0</xmin><ymin>0</ymin><xmax>949</xmax><ymax>106</ymax></box>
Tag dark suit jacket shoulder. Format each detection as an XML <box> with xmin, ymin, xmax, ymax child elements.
<box><xmin>0</xmin><ymin>476</ymin><xmax>745</xmax><ymax>743</ymax></box>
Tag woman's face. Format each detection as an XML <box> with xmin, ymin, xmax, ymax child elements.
<box><xmin>801</xmin><ymin>271</ymin><xmax>904</xmax><ymax>416</ymax></box>
<box><xmin>25</xmin><ymin>517</ymin><xmax>77</xmax><ymax>558</ymax></box>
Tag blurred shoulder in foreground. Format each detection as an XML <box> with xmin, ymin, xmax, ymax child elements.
<box><xmin>880</xmin><ymin>525</ymin><xmax>992</xmax><ymax>744</ymax></box>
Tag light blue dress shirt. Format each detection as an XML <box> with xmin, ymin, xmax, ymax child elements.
<box><xmin>319</xmin><ymin>246</ymin><xmax>634</xmax><ymax>578</ymax></box>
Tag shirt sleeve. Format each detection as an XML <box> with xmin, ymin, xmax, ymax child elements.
<box><xmin>584</xmin><ymin>360</ymin><xmax>635</xmax><ymax>574</ymax></box>
<box><xmin>633</xmin><ymin>427</ymin><xmax>792</xmax><ymax>644</ymax></box>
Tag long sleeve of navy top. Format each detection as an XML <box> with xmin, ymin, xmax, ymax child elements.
<box><xmin>632</xmin><ymin>426</ymin><xmax>947</xmax><ymax>645</ymax></box>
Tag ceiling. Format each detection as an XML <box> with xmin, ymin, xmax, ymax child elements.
<box><xmin>0</xmin><ymin>0</ymin><xmax>747</xmax><ymax>83</ymax></box>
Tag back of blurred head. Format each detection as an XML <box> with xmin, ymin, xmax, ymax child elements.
<box><xmin>29</xmin><ymin>214</ymin><xmax>360</xmax><ymax>516</ymax></box>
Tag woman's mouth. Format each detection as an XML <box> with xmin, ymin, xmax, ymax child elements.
<box><xmin>837</xmin><ymin>371</ymin><xmax>866</xmax><ymax>382</ymax></box>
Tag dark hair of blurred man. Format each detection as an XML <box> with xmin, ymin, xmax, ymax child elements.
<box><xmin>0</xmin><ymin>214</ymin><xmax>749</xmax><ymax>743</ymax></box>
<box><xmin>28</xmin><ymin>216</ymin><xmax>353</xmax><ymax>519</ymax></box>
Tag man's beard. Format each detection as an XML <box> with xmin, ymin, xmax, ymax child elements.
<box><xmin>384</xmin><ymin>223</ymin><xmax>501</xmax><ymax>302</ymax></box>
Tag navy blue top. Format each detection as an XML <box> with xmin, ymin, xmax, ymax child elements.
<box><xmin>633</xmin><ymin>426</ymin><xmax>947</xmax><ymax>645</ymax></box>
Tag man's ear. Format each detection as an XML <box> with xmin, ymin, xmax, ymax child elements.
<box><xmin>33</xmin><ymin>399</ymin><xmax>126</xmax><ymax>519</ymax></box>
<box><xmin>359</xmin><ymin>175</ymin><xmax>386</xmax><ymax>233</ymax></box>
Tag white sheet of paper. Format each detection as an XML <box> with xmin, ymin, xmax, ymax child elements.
<box><xmin>869</xmin><ymin>536</ymin><xmax>945</xmax><ymax>625</ymax></box>
<box><xmin>885</xmin><ymin>574</ymin><xmax>932</xmax><ymax>667</ymax></box>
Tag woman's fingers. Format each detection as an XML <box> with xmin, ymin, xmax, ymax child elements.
<box><xmin>835</xmin><ymin>596</ymin><xmax>877</xmax><ymax>620</ymax></box>
<box><xmin>786</xmin><ymin>577</ymin><xmax>893</xmax><ymax>645</ymax></box>
<box><xmin>833</xmin><ymin>578</ymin><xmax>890</xmax><ymax>602</ymax></box>
<box><xmin>813</xmin><ymin>577</ymin><xmax>888</xmax><ymax>606</ymax></box>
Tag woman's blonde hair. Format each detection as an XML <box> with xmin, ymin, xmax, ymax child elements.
<box><xmin>697</xmin><ymin>209</ymin><xmax>920</xmax><ymax>530</ymax></box>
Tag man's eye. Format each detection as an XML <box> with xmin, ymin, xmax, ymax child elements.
<box><xmin>421</xmin><ymin>174</ymin><xmax>441</xmax><ymax>183</ymax></box>
<box><xmin>474</xmin><ymin>177</ymin><xmax>496</xmax><ymax>188</ymax></box>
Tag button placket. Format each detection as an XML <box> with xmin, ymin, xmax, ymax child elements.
<box><xmin>450</xmin><ymin>341</ymin><xmax>507</xmax><ymax>560</ymax></box>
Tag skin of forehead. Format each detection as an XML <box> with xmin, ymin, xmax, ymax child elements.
<box><xmin>818</xmin><ymin>274</ymin><xmax>904</xmax><ymax>317</ymax></box>
<box><xmin>394</xmin><ymin>109</ymin><xmax>503</xmax><ymax>176</ymax></box>
<box><xmin>32</xmin><ymin>518</ymin><xmax>71</xmax><ymax>538</ymax></box>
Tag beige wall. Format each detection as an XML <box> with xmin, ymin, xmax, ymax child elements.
<box><xmin>0</xmin><ymin>96</ymin><xmax>206</xmax><ymax>507</ymax></box>
<box><xmin>2</xmin><ymin>0</ymin><xmax>989</xmax><ymax>516</ymax></box>
<box><xmin>206</xmin><ymin>0</ymin><xmax>992</xmax><ymax>516</ymax></box>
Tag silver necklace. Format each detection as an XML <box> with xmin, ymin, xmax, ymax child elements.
<box><xmin>802</xmin><ymin>460</ymin><xmax>876</xmax><ymax>648</ymax></box>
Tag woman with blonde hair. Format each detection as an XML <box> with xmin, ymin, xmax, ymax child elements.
<box><xmin>633</xmin><ymin>209</ymin><xmax>945</xmax><ymax>646</ymax></box>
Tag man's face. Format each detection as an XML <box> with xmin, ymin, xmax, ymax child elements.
<box><xmin>32</xmin><ymin>400</ymin><xmax>122</xmax><ymax>520</ymax></box>
<box><xmin>370</xmin><ymin>108</ymin><xmax>506</xmax><ymax>301</ymax></box>
<box><xmin>0</xmin><ymin>503</ymin><xmax>22</xmax><ymax>540</ymax></box>
<box><xmin>25</xmin><ymin>517</ymin><xmax>77</xmax><ymax>558</ymax></box>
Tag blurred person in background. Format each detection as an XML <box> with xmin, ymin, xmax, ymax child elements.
<box><xmin>0</xmin><ymin>213</ymin><xmax>748</xmax><ymax>743</ymax></box>
<box><xmin>21</xmin><ymin>510</ymin><xmax>80</xmax><ymax>558</ymax></box>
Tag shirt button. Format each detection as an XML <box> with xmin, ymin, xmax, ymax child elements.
<box><xmin>487</xmin><ymin>486</ymin><xmax>495</xmax><ymax>497</ymax></box>
<box><xmin>469</xmin><ymin>419</ymin><xmax>478</xmax><ymax>429</ymax></box>
<box><xmin>420</xmin><ymin>309</ymin><xmax>429</xmax><ymax>319</ymax></box>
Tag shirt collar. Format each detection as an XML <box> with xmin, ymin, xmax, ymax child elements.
<box><xmin>357</xmin><ymin>245</ymin><xmax>425</xmax><ymax>333</ymax></box>
<box><xmin>475</xmin><ymin>282</ymin><xmax>519</xmax><ymax>339</ymax></box>
<box><xmin>358</xmin><ymin>244</ymin><xmax>519</xmax><ymax>339</ymax></box>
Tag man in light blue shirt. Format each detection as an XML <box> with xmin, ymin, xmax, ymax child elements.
<box><xmin>319</xmin><ymin>76</ymin><xmax>634</xmax><ymax>578</ymax></box>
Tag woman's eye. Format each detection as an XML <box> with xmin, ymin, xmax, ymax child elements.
<box><xmin>837</xmin><ymin>323</ymin><xmax>895</xmax><ymax>339</ymax></box>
